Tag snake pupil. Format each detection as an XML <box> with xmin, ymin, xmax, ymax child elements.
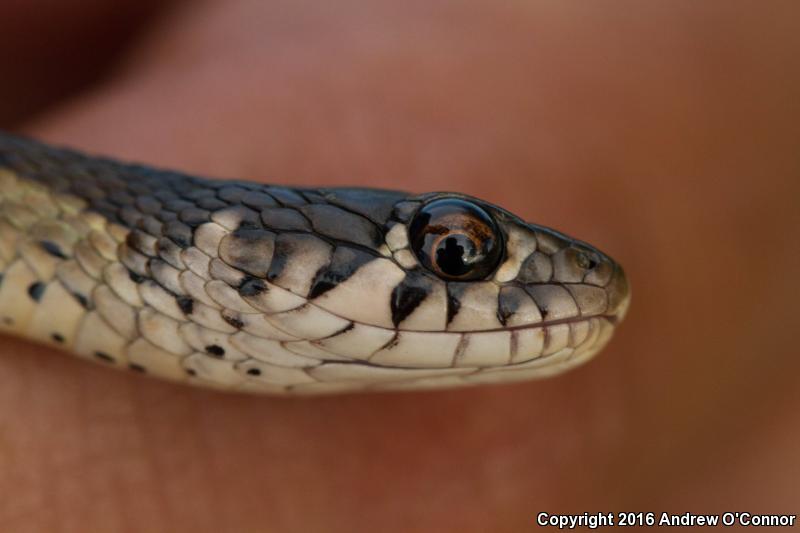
<box><xmin>409</xmin><ymin>198</ymin><xmax>503</xmax><ymax>281</ymax></box>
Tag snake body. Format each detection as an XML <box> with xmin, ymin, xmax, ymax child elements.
<box><xmin>0</xmin><ymin>132</ymin><xmax>629</xmax><ymax>394</ymax></box>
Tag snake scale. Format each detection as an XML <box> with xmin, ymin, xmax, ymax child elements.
<box><xmin>0</xmin><ymin>131</ymin><xmax>629</xmax><ymax>394</ymax></box>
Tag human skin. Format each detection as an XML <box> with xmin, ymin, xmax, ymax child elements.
<box><xmin>0</xmin><ymin>1</ymin><xmax>799</xmax><ymax>532</ymax></box>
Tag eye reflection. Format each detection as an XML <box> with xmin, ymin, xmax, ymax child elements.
<box><xmin>409</xmin><ymin>198</ymin><xmax>503</xmax><ymax>281</ymax></box>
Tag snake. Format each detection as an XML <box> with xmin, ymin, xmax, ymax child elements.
<box><xmin>0</xmin><ymin>131</ymin><xmax>630</xmax><ymax>395</ymax></box>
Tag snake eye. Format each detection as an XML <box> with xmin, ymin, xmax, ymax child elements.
<box><xmin>409</xmin><ymin>198</ymin><xmax>503</xmax><ymax>281</ymax></box>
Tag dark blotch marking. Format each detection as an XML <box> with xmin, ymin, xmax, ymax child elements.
<box><xmin>497</xmin><ymin>308</ymin><xmax>509</xmax><ymax>326</ymax></box>
<box><xmin>235</xmin><ymin>218</ymin><xmax>264</xmax><ymax>231</ymax></box>
<box><xmin>205</xmin><ymin>345</ymin><xmax>225</xmax><ymax>358</ymax></box>
<box><xmin>0</xmin><ymin>273</ymin><xmax>4</xmax><ymax>288</ymax></box>
<box><xmin>156</xmin><ymin>237</ymin><xmax>183</xmax><ymax>260</ymax></box>
<box><xmin>176</xmin><ymin>296</ymin><xmax>194</xmax><ymax>315</ymax></box>
<box><xmin>186</xmin><ymin>368</ymin><xmax>197</xmax><ymax>376</ymax></box>
<box><xmin>329</xmin><ymin>323</ymin><xmax>354</xmax><ymax>337</ymax></box>
<box><xmin>246</xmin><ymin>367</ymin><xmax>262</xmax><ymax>376</ymax></box>
<box><xmin>266</xmin><ymin>245</ymin><xmax>290</xmax><ymax>283</ymax></box>
<box><xmin>308</xmin><ymin>281</ymin><xmax>334</xmax><ymax>299</ymax></box>
<box><xmin>223</xmin><ymin>228</ymin><xmax>275</xmax><ymax>277</ymax></box>
<box><xmin>40</xmin><ymin>240</ymin><xmax>67</xmax><ymax>259</ymax></box>
<box><xmin>447</xmin><ymin>295</ymin><xmax>461</xmax><ymax>324</ymax></box>
<box><xmin>390</xmin><ymin>271</ymin><xmax>434</xmax><ymax>327</ymax></box>
<box><xmin>539</xmin><ymin>305</ymin><xmax>549</xmax><ymax>319</ymax></box>
<box><xmin>524</xmin><ymin>287</ymin><xmax>550</xmax><ymax>320</ymax></box>
<box><xmin>28</xmin><ymin>282</ymin><xmax>45</xmax><ymax>301</ymax></box>
<box><xmin>128</xmin><ymin>270</ymin><xmax>145</xmax><ymax>284</ymax></box>
<box><xmin>72</xmin><ymin>292</ymin><xmax>90</xmax><ymax>309</ymax></box>
<box><xmin>239</xmin><ymin>277</ymin><xmax>268</xmax><ymax>297</ymax></box>
<box><xmin>225</xmin><ymin>206</ymin><xmax>262</xmax><ymax>230</ymax></box>
<box><xmin>94</xmin><ymin>351</ymin><xmax>114</xmax><ymax>363</ymax></box>
<box><xmin>2</xmin><ymin>317</ymin><xmax>12</xmax><ymax>326</ymax></box>
<box><xmin>237</xmin><ymin>219</ymin><xmax>262</xmax><ymax>231</ymax></box>
<box><xmin>222</xmin><ymin>312</ymin><xmax>245</xmax><ymax>329</ymax></box>
<box><xmin>51</xmin><ymin>333</ymin><xmax>65</xmax><ymax>343</ymax></box>
<box><xmin>497</xmin><ymin>286</ymin><xmax>529</xmax><ymax>326</ymax></box>
<box><xmin>129</xmin><ymin>363</ymin><xmax>146</xmax><ymax>373</ymax></box>
<box><xmin>446</xmin><ymin>283</ymin><xmax>468</xmax><ymax>325</ymax></box>
<box><xmin>308</xmin><ymin>246</ymin><xmax>373</xmax><ymax>299</ymax></box>
<box><xmin>267</xmin><ymin>233</ymin><xmax>332</xmax><ymax>284</ymax></box>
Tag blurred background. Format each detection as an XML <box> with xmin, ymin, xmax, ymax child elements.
<box><xmin>0</xmin><ymin>1</ymin><xmax>797</xmax><ymax>532</ymax></box>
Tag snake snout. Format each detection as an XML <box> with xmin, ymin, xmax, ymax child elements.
<box><xmin>577</xmin><ymin>244</ymin><xmax>630</xmax><ymax>322</ymax></box>
<box><xmin>605</xmin><ymin>262</ymin><xmax>631</xmax><ymax>321</ymax></box>
<box><xmin>566</xmin><ymin>242</ymin><xmax>630</xmax><ymax>322</ymax></box>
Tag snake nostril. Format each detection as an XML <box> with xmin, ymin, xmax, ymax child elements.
<box><xmin>576</xmin><ymin>252</ymin><xmax>598</xmax><ymax>270</ymax></box>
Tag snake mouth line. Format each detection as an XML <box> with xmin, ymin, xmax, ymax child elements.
<box><xmin>446</xmin><ymin>313</ymin><xmax>618</xmax><ymax>334</ymax></box>
<box><xmin>311</xmin><ymin>312</ymin><xmax>618</xmax><ymax>347</ymax></box>
<box><xmin>384</xmin><ymin>312</ymin><xmax>620</xmax><ymax>335</ymax></box>
<box><xmin>304</xmin><ymin>314</ymin><xmax>616</xmax><ymax>373</ymax></box>
<box><xmin>313</xmin><ymin>334</ymin><xmax>593</xmax><ymax>374</ymax></box>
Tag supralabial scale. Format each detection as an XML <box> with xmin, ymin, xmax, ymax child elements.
<box><xmin>0</xmin><ymin>132</ymin><xmax>630</xmax><ymax>395</ymax></box>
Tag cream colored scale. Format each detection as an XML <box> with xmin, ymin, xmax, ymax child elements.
<box><xmin>0</xmin><ymin>170</ymin><xmax>185</xmax><ymax>382</ymax></box>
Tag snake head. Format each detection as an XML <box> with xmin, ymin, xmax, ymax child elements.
<box><xmin>0</xmin><ymin>131</ymin><xmax>630</xmax><ymax>393</ymax></box>
<box><xmin>281</xmin><ymin>189</ymin><xmax>631</xmax><ymax>392</ymax></box>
